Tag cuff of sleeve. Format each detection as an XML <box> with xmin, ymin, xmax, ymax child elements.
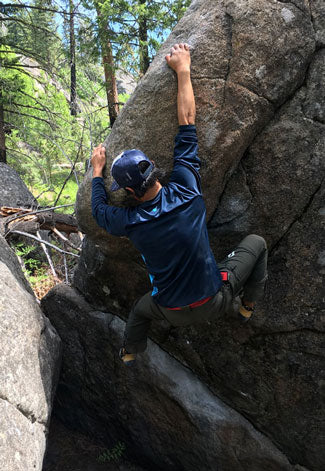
<box><xmin>178</xmin><ymin>124</ymin><xmax>196</xmax><ymax>132</ymax></box>
<box><xmin>92</xmin><ymin>176</ymin><xmax>104</xmax><ymax>182</ymax></box>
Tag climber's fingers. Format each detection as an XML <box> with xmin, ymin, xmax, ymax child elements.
<box><xmin>166</xmin><ymin>43</ymin><xmax>191</xmax><ymax>70</ymax></box>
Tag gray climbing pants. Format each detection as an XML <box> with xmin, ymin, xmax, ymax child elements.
<box><xmin>124</xmin><ymin>234</ymin><xmax>268</xmax><ymax>353</ymax></box>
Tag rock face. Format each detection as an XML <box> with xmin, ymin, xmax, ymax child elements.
<box><xmin>0</xmin><ymin>163</ymin><xmax>37</xmax><ymax>208</ymax></box>
<box><xmin>0</xmin><ymin>235</ymin><xmax>61</xmax><ymax>471</ymax></box>
<box><xmin>43</xmin><ymin>416</ymin><xmax>146</xmax><ymax>471</ymax></box>
<box><xmin>70</xmin><ymin>0</ymin><xmax>324</xmax><ymax>469</ymax></box>
<box><xmin>311</xmin><ymin>0</ymin><xmax>325</xmax><ymax>46</ymax></box>
<box><xmin>42</xmin><ymin>284</ymin><xmax>296</xmax><ymax>471</ymax></box>
<box><xmin>77</xmin><ymin>0</ymin><xmax>314</xmax><ymax>228</ymax></box>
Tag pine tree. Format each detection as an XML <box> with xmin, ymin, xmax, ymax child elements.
<box><xmin>69</xmin><ymin>0</ymin><xmax>77</xmax><ymax>116</ymax></box>
<box><xmin>0</xmin><ymin>95</ymin><xmax>6</xmax><ymax>163</ymax></box>
<box><xmin>90</xmin><ymin>0</ymin><xmax>190</xmax><ymax>77</ymax></box>
<box><xmin>94</xmin><ymin>0</ymin><xmax>119</xmax><ymax>127</ymax></box>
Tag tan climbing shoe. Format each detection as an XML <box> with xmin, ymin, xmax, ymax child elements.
<box><xmin>119</xmin><ymin>347</ymin><xmax>136</xmax><ymax>366</ymax></box>
<box><xmin>239</xmin><ymin>304</ymin><xmax>254</xmax><ymax>322</ymax></box>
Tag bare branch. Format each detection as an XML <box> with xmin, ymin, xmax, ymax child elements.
<box><xmin>6</xmin><ymin>231</ymin><xmax>80</xmax><ymax>257</ymax></box>
<box><xmin>63</xmin><ymin>252</ymin><xmax>69</xmax><ymax>283</ymax></box>
<box><xmin>0</xmin><ymin>44</ymin><xmax>46</xmax><ymax>65</ymax></box>
<box><xmin>10</xmin><ymin>97</ymin><xmax>64</xmax><ymax>121</ymax></box>
<box><xmin>2</xmin><ymin>63</ymin><xmax>49</xmax><ymax>69</ymax></box>
<box><xmin>35</xmin><ymin>130</ymin><xmax>80</xmax><ymax>186</ymax></box>
<box><xmin>52</xmin><ymin>227</ymin><xmax>81</xmax><ymax>252</ymax></box>
<box><xmin>3</xmin><ymin>108</ymin><xmax>56</xmax><ymax>127</ymax></box>
<box><xmin>1</xmin><ymin>2</ymin><xmax>65</xmax><ymax>15</ymax></box>
<box><xmin>1</xmin><ymin>64</ymin><xmax>50</xmax><ymax>87</ymax></box>
<box><xmin>6</xmin><ymin>97</ymin><xmax>84</xmax><ymax>130</ymax></box>
<box><xmin>3</xmin><ymin>43</ymin><xmax>65</xmax><ymax>77</ymax></box>
<box><xmin>4</xmin><ymin>204</ymin><xmax>75</xmax><ymax>225</ymax></box>
<box><xmin>9</xmin><ymin>101</ymin><xmax>47</xmax><ymax>112</ymax></box>
<box><xmin>0</xmin><ymin>1</ymin><xmax>86</xmax><ymax>17</ymax></box>
<box><xmin>16</xmin><ymin>90</ymin><xmax>55</xmax><ymax>114</ymax></box>
<box><xmin>1</xmin><ymin>15</ymin><xmax>60</xmax><ymax>38</ymax></box>
<box><xmin>53</xmin><ymin>122</ymin><xmax>85</xmax><ymax>206</ymax></box>
<box><xmin>34</xmin><ymin>188</ymin><xmax>54</xmax><ymax>200</ymax></box>
<box><xmin>7</xmin><ymin>145</ymin><xmax>44</xmax><ymax>166</ymax></box>
<box><xmin>36</xmin><ymin>230</ymin><xmax>58</xmax><ymax>279</ymax></box>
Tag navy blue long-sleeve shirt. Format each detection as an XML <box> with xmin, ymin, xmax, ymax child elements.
<box><xmin>92</xmin><ymin>125</ymin><xmax>222</xmax><ymax>308</ymax></box>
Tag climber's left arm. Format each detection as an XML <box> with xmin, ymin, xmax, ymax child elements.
<box><xmin>165</xmin><ymin>43</ymin><xmax>195</xmax><ymax>126</ymax></box>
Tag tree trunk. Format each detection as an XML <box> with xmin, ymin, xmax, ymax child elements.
<box><xmin>69</xmin><ymin>0</ymin><xmax>77</xmax><ymax>116</ymax></box>
<box><xmin>95</xmin><ymin>3</ymin><xmax>119</xmax><ymax>128</ymax></box>
<box><xmin>0</xmin><ymin>96</ymin><xmax>7</xmax><ymax>164</ymax></box>
<box><xmin>139</xmin><ymin>0</ymin><xmax>149</xmax><ymax>76</ymax></box>
<box><xmin>102</xmin><ymin>40</ymin><xmax>119</xmax><ymax>127</ymax></box>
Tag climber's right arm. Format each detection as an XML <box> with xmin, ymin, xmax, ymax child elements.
<box><xmin>91</xmin><ymin>177</ymin><xmax>128</xmax><ymax>236</ymax></box>
<box><xmin>91</xmin><ymin>145</ymin><xmax>128</xmax><ymax>236</ymax></box>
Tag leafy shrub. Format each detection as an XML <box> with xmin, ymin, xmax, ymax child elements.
<box><xmin>97</xmin><ymin>441</ymin><xmax>126</xmax><ymax>463</ymax></box>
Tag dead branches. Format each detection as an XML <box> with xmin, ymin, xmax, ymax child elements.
<box><xmin>2</xmin><ymin>205</ymin><xmax>82</xmax><ymax>297</ymax></box>
<box><xmin>2</xmin><ymin>204</ymin><xmax>81</xmax><ymax>259</ymax></box>
<box><xmin>9</xmin><ymin>231</ymin><xmax>80</xmax><ymax>257</ymax></box>
<box><xmin>1</xmin><ymin>205</ymin><xmax>78</xmax><ymax>235</ymax></box>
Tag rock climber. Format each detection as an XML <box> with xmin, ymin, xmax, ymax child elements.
<box><xmin>91</xmin><ymin>43</ymin><xmax>268</xmax><ymax>365</ymax></box>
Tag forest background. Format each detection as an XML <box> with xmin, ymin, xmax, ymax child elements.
<box><xmin>0</xmin><ymin>0</ymin><xmax>190</xmax><ymax>294</ymax></box>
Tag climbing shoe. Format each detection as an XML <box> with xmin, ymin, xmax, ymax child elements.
<box><xmin>119</xmin><ymin>347</ymin><xmax>136</xmax><ymax>366</ymax></box>
<box><xmin>238</xmin><ymin>303</ymin><xmax>254</xmax><ymax>322</ymax></box>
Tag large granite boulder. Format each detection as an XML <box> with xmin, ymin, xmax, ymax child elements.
<box><xmin>77</xmin><ymin>0</ymin><xmax>314</xmax><ymax>227</ymax></box>
<box><xmin>70</xmin><ymin>0</ymin><xmax>324</xmax><ymax>469</ymax></box>
<box><xmin>311</xmin><ymin>0</ymin><xmax>325</xmax><ymax>46</ymax></box>
<box><xmin>0</xmin><ymin>163</ymin><xmax>38</xmax><ymax>236</ymax></box>
<box><xmin>0</xmin><ymin>235</ymin><xmax>61</xmax><ymax>471</ymax></box>
<box><xmin>42</xmin><ymin>283</ymin><xmax>299</xmax><ymax>471</ymax></box>
<box><xmin>0</xmin><ymin>163</ymin><xmax>37</xmax><ymax>208</ymax></box>
<box><xmin>75</xmin><ymin>0</ymin><xmax>317</xmax><ymax>306</ymax></box>
<box><xmin>210</xmin><ymin>48</ymin><xmax>325</xmax><ymax>249</ymax></box>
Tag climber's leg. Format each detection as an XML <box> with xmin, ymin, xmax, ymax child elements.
<box><xmin>121</xmin><ymin>292</ymin><xmax>165</xmax><ymax>363</ymax></box>
<box><xmin>218</xmin><ymin>234</ymin><xmax>268</xmax><ymax>321</ymax></box>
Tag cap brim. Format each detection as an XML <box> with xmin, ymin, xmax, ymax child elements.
<box><xmin>110</xmin><ymin>180</ymin><xmax>121</xmax><ymax>192</ymax></box>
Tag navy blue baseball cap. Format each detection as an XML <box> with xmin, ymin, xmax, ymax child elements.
<box><xmin>110</xmin><ymin>149</ymin><xmax>154</xmax><ymax>191</ymax></box>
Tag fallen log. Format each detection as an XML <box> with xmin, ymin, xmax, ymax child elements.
<box><xmin>0</xmin><ymin>203</ymin><xmax>75</xmax><ymax>218</ymax></box>
<box><xmin>7</xmin><ymin>231</ymin><xmax>80</xmax><ymax>258</ymax></box>
<box><xmin>1</xmin><ymin>205</ymin><xmax>79</xmax><ymax>235</ymax></box>
<box><xmin>0</xmin><ymin>206</ymin><xmax>33</xmax><ymax>216</ymax></box>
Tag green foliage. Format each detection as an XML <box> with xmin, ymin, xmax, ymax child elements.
<box><xmin>1</xmin><ymin>52</ymin><xmax>110</xmax><ymax>209</ymax></box>
<box><xmin>14</xmin><ymin>242</ymin><xmax>36</xmax><ymax>259</ymax></box>
<box><xmin>2</xmin><ymin>0</ymin><xmax>61</xmax><ymax>68</ymax></box>
<box><xmin>97</xmin><ymin>441</ymin><xmax>126</xmax><ymax>463</ymax></box>
<box><xmin>28</xmin><ymin>268</ymin><xmax>48</xmax><ymax>291</ymax></box>
<box><xmin>0</xmin><ymin>48</ymin><xmax>26</xmax><ymax>101</ymax></box>
<box><xmin>80</xmin><ymin>0</ymin><xmax>191</xmax><ymax>77</ymax></box>
<box><xmin>29</xmin><ymin>169</ymin><xmax>79</xmax><ymax>212</ymax></box>
<box><xmin>1</xmin><ymin>2</ymin><xmax>111</xmax><ymax>204</ymax></box>
<box><xmin>13</xmin><ymin>242</ymin><xmax>45</xmax><ymax>284</ymax></box>
<box><xmin>27</xmin><ymin>0</ymin><xmax>59</xmax><ymax>65</ymax></box>
<box><xmin>1</xmin><ymin>0</ymin><xmax>189</xmax><ymax>212</ymax></box>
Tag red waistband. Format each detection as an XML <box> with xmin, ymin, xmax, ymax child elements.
<box><xmin>166</xmin><ymin>271</ymin><xmax>228</xmax><ymax>311</ymax></box>
<box><xmin>167</xmin><ymin>295</ymin><xmax>212</xmax><ymax>311</ymax></box>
